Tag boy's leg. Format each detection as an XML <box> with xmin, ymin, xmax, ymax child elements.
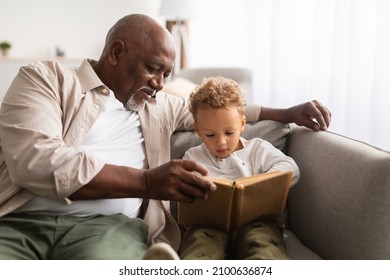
<box><xmin>52</xmin><ymin>214</ymin><xmax>149</xmax><ymax>260</ymax></box>
<box><xmin>179</xmin><ymin>227</ymin><xmax>228</xmax><ymax>260</ymax></box>
<box><xmin>231</xmin><ymin>219</ymin><xmax>289</xmax><ymax>260</ymax></box>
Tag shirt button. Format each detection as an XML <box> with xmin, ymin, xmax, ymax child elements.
<box><xmin>102</xmin><ymin>88</ymin><xmax>108</xmax><ymax>94</ymax></box>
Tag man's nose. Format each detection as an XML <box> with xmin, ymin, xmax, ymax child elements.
<box><xmin>150</xmin><ymin>74</ymin><xmax>164</xmax><ymax>91</ymax></box>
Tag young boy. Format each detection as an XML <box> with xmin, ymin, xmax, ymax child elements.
<box><xmin>179</xmin><ymin>77</ymin><xmax>300</xmax><ymax>260</ymax></box>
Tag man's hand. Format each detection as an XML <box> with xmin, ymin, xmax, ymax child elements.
<box><xmin>260</xmin><ymin>100</ymin><xmax>332</xmax><ymax>131</ymax></box>
<box><xmin>287</xmin><ymin>100</ymin><xmax>331</xmax><ymax>131</ymax></box>
<box><xmin>143</xmin><ymin>160</ymin><xmax>217</xmax><ymax>203</ymax></box>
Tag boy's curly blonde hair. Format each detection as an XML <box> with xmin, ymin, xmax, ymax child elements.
<box><xmin>188</xmin><ymin>76</ymin><xmax>246</xmax><ymax>120</ymax></box>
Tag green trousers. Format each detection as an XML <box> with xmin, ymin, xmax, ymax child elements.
<box><xmin>0</xmin><ymin>213</ymin><xmax>148</xmax><ymax>260</ymax></box>
<box><xmin>180</xmin><ymin>219</ymin><xmax>289</xmax><ymax>260</ymax></box>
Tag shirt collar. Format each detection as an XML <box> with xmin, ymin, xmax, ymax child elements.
<box><xmin>76</xmin><ymin>59</ymin><xmax>109</xmax><ymax>94</ymax></box>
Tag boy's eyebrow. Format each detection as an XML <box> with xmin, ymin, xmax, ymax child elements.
<box><xmin>198</xmin><ymin>127</ymin><xmax>214</xmax><ymax>133</ymax></box>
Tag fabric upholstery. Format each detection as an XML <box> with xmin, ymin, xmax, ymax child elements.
<box><xmin>162</xmin><ymin>77</ymin><xmax>197</xmax><ymax>99</ymax></box>
<box><xmin>287</xmin><ymin>125</ymin><xmax>390</xmax><ymax>259</ymax></box>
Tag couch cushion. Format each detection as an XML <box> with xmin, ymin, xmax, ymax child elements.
<box><xmin>285</xmin><ymin>230</ymin><xmax>323</xmax><ymax>259</ymax></box>
<box><xmin>162</xmin><ymin>77</ymin><xmax>197</xmax><ymax>99</ymax></box>
<box><xmin>171</xmin><ymin>120</ymin><xmax>290</xmax><ymax>160</ymax></box>
<box><xmin>240</xmin><ymin>121</ymin><xmax>290</xmax><ymax>153</ymax></box>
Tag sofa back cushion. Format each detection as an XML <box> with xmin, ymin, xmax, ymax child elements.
<box><xmin>162</xmin><ymin>77</ymin><xmax>197</xmax><ymax>99</ymax></box>
<box><xmin>171</xmin><ymin>120</ymin><xmax>290</xmax><ymax>160</ymax></box>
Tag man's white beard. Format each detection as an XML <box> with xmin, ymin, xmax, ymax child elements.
<box><xmin>125</xmin><ymin>94</ymin><xmax>147</xmax><ymax>112</ymax></box>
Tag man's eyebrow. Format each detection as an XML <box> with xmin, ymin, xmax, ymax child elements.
<box><xmin>152</xmin><ymin>58</ymin><xmax>173</xmax><ymax>71</ymax></box>
<box><xmin>152</xmin><ymin>59</ymin><xmax>165</xmax><ymax>67</ymax></box>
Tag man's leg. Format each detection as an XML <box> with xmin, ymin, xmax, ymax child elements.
<box><xmin>0</xmin><ymin>214</ymin><xmax>55</xmax><ymax>260</ymax></box>
<box><xmin>231</xmin><ymin>219</ymin><xmax>289</xmax><ymax>260</ymax></box>
<box><xmin>179</xmin><ymin>227</ymin><xmax>228</xmax><ymax>260</ymax></box>
<box><xmin>52</xmin><ymin>214</ymin><xmax>148</xmax><ymax>260</ymax></box>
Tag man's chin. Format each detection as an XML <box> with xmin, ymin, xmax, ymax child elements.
<box><xmin>126</xmin><ymin>91</ymin><xmax>153</xmax><ymax>111</ymax></box>
<box><xmin>125</xmin><ymin>102</ymin><xmax>146</xmax><ymax>112</ymax></box>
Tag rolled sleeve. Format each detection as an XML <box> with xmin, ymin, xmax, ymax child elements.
<box><xmin>54</xmin><ymin>152</ymin><xmax>106</xmax><ymax>204</ymax></box>
<box><xmin>245</xmin><ymin>103</ymin><xmax>262</xmax><ymax>123</ymax></box>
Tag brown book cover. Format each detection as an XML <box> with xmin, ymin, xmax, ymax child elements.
<box><xmin>177</xmin><ymin>170</ymin><xmax>292</xmax><ymax>232</ymax></box>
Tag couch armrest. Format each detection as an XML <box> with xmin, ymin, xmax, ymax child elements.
<box><xmin>286</xmin><ymin>125</ymin><xmax>390</xmax><ymax>259</ymax></box>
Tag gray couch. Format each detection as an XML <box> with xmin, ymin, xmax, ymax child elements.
<box><xmin>169</xmin><ymin>68</ymin><xmax>390</xmax><ymax>260</ymax></box>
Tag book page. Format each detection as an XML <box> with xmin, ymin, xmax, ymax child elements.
<box><xmin>234</xmin><ymin>171</ymin><xmax>287</xmax><ymax>185</ymax></box>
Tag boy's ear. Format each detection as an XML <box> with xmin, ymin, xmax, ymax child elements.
<box><xmin>241</xmin><ymin>116</ymin><xmax>247</xmax><ymax>132</ymax></box>
<box><xmin>194</xmin><ymin>123</ymin><xmax>199</xmax><ymax>133</ymax></box>
<box><xmin>194</xmin><ymin>123</ymin><xmax>201</xmax><ymax>136</ymax></box>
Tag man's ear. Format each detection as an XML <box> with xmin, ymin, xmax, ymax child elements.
<box><xmin>108</xmin><ymin>40</ymin><xmax>126</xmax><ymax>66</ymax></box>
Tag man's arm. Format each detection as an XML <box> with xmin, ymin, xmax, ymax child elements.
<box><xmin>259</xmin><ymin>100</ymin><xmax>331</xmax><ymax>131</ymax></box>
<box><xmin>69</xmin><ymin>160</ymin><xmax>216</xmax><ymax>203</ymax></box>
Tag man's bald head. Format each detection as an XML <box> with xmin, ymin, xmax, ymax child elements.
<box><xmin>102</xmin><ymin>14</ymin><xmax>174</xmax><ymax>57</ymax></box>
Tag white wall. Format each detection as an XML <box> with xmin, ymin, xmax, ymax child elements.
<box><xmin>0</xmin><ymin>0</ymin><xmax>163</xmax><ymax>59</ymax></box>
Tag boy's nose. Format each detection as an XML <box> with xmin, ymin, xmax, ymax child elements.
<box><xmin>216</xmin><ymin>136</ymin><xmax>227</xmax><ymax>145</ymax></box>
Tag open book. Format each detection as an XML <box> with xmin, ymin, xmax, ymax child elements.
<box><xmin>177</xmin><ymin>170</ymin><xmax>292</xmax><ymax>232</ymax></box>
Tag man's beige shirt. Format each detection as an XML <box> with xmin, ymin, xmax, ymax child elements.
<box><xmin>0</xmin><ymin>59</ymin><xmax>261</xmax><ymax>250</ymax></box>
